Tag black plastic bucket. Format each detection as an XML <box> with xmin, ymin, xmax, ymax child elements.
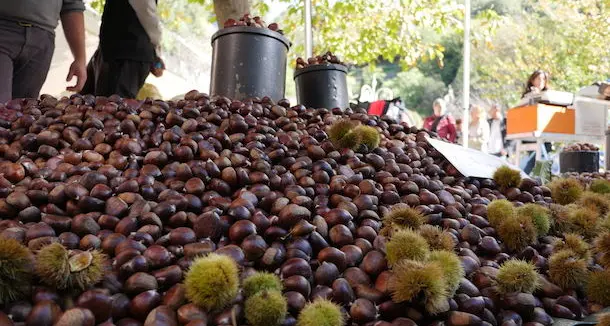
<box><xmin>210</xmin><ymin>26</ymin><xmax>291</xmax><ymax>101</ymax></box>
<box><xmin>559</xmin><ymin>151</ymin><xmax>599</xmax><ymax>173</ymax></box>
<box><xmin>294</xmin><ymin>63</ymin><xmax>349</xmax><ymax>109</ymax></box>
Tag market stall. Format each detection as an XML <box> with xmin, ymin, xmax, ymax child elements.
<box><xmin>507</xmin><ymin>91</ymin><xmax>610</xmax><ymax>170</ymax></box>
<box><xmin>1</xmin><ymin>8</ymin><xmax>610</xmax><ymax>326</ymax></box>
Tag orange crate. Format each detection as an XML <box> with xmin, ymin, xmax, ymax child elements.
<box><xmin>507</xmin><ymin>104</ymin><xmax>575</xmax><ymax>135</ymax></box>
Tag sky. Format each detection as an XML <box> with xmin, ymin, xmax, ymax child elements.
<box><xmin>267</xmin><ymin>1</ymin><xmax>291</xmax><ymax>22</ymax></box>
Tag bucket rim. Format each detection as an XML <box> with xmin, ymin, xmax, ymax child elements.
<box><xmin>293</xmin><ymin>63</ymin><xmax>348</xmax><ymax>79</ymax></box>
<box><xmin>211</xmin><ymin>26</ymin><xmax>292</xmax><ymax>49</ymax></box>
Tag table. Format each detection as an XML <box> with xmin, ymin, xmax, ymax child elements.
<box><xmin>506</xmin><ymin>131</ymin><xmax>605</xmax><ymax>165</ymax></box>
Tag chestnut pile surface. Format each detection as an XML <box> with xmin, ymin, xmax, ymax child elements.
<box><xmin>0</xmin><ymin>92</ymin><xmax>609</xmax><ymax>326</ymax></box>
<box><xmin>563</xmin><ymin>143</ymin><xmax>599</xmax><ymax>152</ymax></box>
<box><xmin>222</xmin><ymin>14</ymin><xmax>282</xmax><ymax>33</ymax></box>
<box><xmin>295</xmin><ymin>51</ymin><xmax>345</xmax><ymax>70</ymax></box>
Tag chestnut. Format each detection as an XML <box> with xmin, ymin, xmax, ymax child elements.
<box><xmin>350</xmin><ymin>298</ymin><xmax>377</xmax><ymax>323</ymax></box>
<box><xmin>162</xmin><ymin>284</ymin><xmax>187</xmax><ymax>310</ymax></box>
<box><xmin>284</xmin><ymin>291</ymin><xmax>306</xmax><ymax>314</ymax></box>
<box><xmin>144</xmin><ymin>245</ymin><xmax>173</xmax><ymax>269</ymax></box>
<box><xmin>55</xmin><ymin>308</ymin><xmax>96</xmax><ymax>326</ymax></box>
<box><xmin>76</xmin><ymin>289</ymin><xmax>112</xmax><ymax>323</ymax></box>
<box><xmin>129</xmin><ymin>290</ymin><xmax>162</xmax><ymax>321</ymax></box>
<box><xmin>280</xmin><ymin>257</ymin><xmax>312</xmax><ymax>279</ymax></box>
<box><xmin>228</xmin><ymin>219</ymin><xmax>257</xmax><ymax>243</ymax></box>
<box><xmin>0</xmin><ymin>311</ymin><xmax>14</xmax><ymax>325</ymax></box>
<box><xmin>111</xmin><ymin>293</ymin><xmax>131</xmax><ymax>320</ymax></box>
<box><xmin>26</xmin><ymin>300</ymin><xmax>61</xmax><ymax>326</ymax></box>
<box><xmin>332</xmin><ymin>278</ymin><xmax>355</xmax><ymax>305</ymax></box>
<box><xmin>125</xmin><ymin>272</ymin><xmax>158</xmax><ymax>294</ymax></box>
<box><xmin>177</xmin><ymin>303</ymin><xmax>207</xmax><ymax>325</ymax></box>
<box><xmin>144</xmin><ymin>305</ymin><xmax>178</xmax><ymax>326</ymax></box>
<box><xmin>318</xmin><ymin>247</ymin><xmax>347</xmax><ymax>272</ymax></box>
<box><xmin>283</xmin><ymin>275</ymin><xmax>311</xmax><ymax>297</ymax></box>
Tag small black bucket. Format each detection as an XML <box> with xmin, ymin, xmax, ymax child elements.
<box><xmin>210</xmin><ymin>26</ymin><xmax>291</xmax><ymax>101</ymax></box>
<box><xmin>559</xmin><ymin>151</ymin><xmax>600</xmax><ymax>173</ymax></box>
<box><xmin>294</xmin><ymin>63</ymin><xmax>349</xmax><ymax>109</ymax></box>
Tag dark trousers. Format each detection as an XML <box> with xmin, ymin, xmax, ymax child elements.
<box><xmin>81</xmin><ymin>48</ymin><xmax>150</xmax><ymax>99</ymax></box>
<box><xmin>0</xmin><ymin>19</ymin><xmax>54</xmax><ymax>103</ymax></box>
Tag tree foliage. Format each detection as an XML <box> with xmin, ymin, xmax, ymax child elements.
<box><xmin>473</xmin><ymin>0</ymin><xmax>610</xmax><ymax>106</ymax></box>
<box><xmin>384</xmin><ymin>69</ymin><xmax>448</xmax><ymax>114</ymax></box>
<box><xmin>472</xmin><ymin>0</ymin><xmax>525</xmax><ymax>16</ymax></box>
<box><xmin>88</xmin><ymin>0</ymin><xmax>609</xmax><ymax>115</ymax></box>
<box><xmin>418</xmin><ymin>34</ymin><xmax>463</xmax><ymax>86</ymax></box>
<box><xmin>279</xmin><ymin>0</ymin><xmax>465</xmax><ymax>68</ymax></box>
<box><xmin>184</xmin><ymin>0</ymin><xmax>469</xmax><ymax>68</ymax></box>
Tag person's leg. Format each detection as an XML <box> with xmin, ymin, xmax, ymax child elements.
<box><xmin>523</xmin><ymin>152</ymin><xmax>536</xmax><ymax>174</ymax></box>
<box><xmin>115</xmin><ymin>60</ymin><xmax>150</xmax><ymax>99</ymax></box>
<box><xmin>0</xmin><ymin>53</ymin><xmax>13</xmax><ymax>103</ymax></box>
<box><xmin>0</xmin><ymin>20</ymin><xmax>26</xmax><ymax>103</ymax></box>
<box><xmin>12</xmin><ymin>26</ymin><xmax>54</xmax><ymax>99</ymax></box>
<box><xmin>95</xmin><ymin>59</ymin><xmax>150</xmax><ymax>98</ymax></box>
<box><xmin>93</xmin><ymin>58</ymin><xmax>120</xmax><ymax>97</ymax></box>
<box><xmin>80</xmin><ymin>49</ymin><xmax>99</xmax><ymax>95</ymax></box>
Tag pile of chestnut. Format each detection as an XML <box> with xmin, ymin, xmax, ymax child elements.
<box><xmin>0</xmin><ymin>91</ymin><xmax>603</xmax><ymax>326</ymax></box>
<box><xmin>223</xmin><ymin>14</ymin><xmax>282</xmax><ymax>34</ymax></box>
<box><xmin>563</xmin><ymin>143</ymin><xmax>599</xmax><ymax>152</ymax></box>
<box><xmin>295</xmin><ymin>51</ymin><xmax>345</xmax><ymax>70</ymax></box>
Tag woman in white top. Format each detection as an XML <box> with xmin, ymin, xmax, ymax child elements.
<box><xmin>487</xmin><ymin>104</ymin><xmax>507</xmax><ymax>157</ymax></box>
<box><xmin>468</xmin><ymin>105</ymin><xmax>490</xmax><ymax>153</ymax></box>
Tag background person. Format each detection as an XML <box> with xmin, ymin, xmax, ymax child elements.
<box><xmin>0</xmin><ymin>0</ymin><xmax>87</xmax><ymax>103</ymax></box>
<box><xmin>487</xmin><ymin>104</ymin><xmax>508</xmax><ymax>157</ymax></box>
<box><xmin>81</xmin><ymin>0</ymin><xmax>164</xmax><ymax>98</ymax></box>
<box><xmin>598</xmin><ymin>81</ymin><xmax>610</xmax><ymax>100</ymax></box>
<box><xmin>455</xmin><ymin>118</ymin><xmax>463</xmax><ymax>145</ymax></box>
<box><xmin>521</xmin><ymin>69</ymin><xmax>553</xmax><ymax>173</ymax></box>
<box><xmin>522</xmin><ymin>69</ymin><xmax>550</xmax><ymax>98</ymax></box>
<box><xmin>468</xmin><ymin>104</ymin><xmax>490</xmax><ymax>153</ymax></box>
<box><xmin>423</xmin><ymin>98</ymin><xmax>457</xmax><ymax>143</ymax></box>
<box><xmin>576</xmin><ymin>80</ymin><xmax>610</xmax><ymax>100</ymax></box>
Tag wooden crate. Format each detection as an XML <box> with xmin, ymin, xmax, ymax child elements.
<box><xmin>507</xmin><ymin>104</ymin><xmax>575</xmax><ymax>135</ymax></box>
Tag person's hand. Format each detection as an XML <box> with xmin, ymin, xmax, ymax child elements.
<box><xmin>66</xmin><ymin>60</ymin><xmax>87</xmax><ymax>92</ymax></box>
<box><xmin>500</xmin><ymin>149</ymin><xmax>507</xmax><ymax>156</ymax></box>
<box><xmin>151</xmin><ymin>57</ymin><xmax>165</xmax><ymax>78</ymax></box>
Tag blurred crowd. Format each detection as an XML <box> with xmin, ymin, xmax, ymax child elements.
<box><xmin>423</xmin><ymin>98</ymin><xmax>511</xmax><ymax>158</ymax></box>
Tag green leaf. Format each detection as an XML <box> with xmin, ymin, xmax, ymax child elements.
<box><xmin>530</xmin><ymin>160</ymin><xmax>553</xmax><ymax>185</ymax></box>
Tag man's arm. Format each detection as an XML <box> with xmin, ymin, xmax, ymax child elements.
<box><xmin>61</xmin><ymin>11</ymin><xmax>86</xmax><ymax>64</ymax></box>
<box><xmin>128</xmin><ymin>0</ymin><xmax>162</xmax><ymax>48</ymax></box>
<box><xmin>60</xmin><ymin>6</ymin><xmax>87</xmax><ymax>92</ymax></box>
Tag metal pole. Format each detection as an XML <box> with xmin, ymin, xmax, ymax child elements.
<box><xmin>462</xmin><ymin>0</ymin><xmax>471</xmax><ymax>148</ymax></box>
<box><xmin>606</xmin><ymin>130</ymin><xmax>610</xmax><ymax>171</ymax></box>
<box><xmin>304</xmin><ymin>0</ymin><xmax>313</xmax><ymax>58</ymax></box>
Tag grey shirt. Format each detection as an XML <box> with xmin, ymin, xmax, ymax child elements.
<box><xmin>0</xmin><ymin>0</ymin><xmax>85</xmax><ymax>33</ymax></box>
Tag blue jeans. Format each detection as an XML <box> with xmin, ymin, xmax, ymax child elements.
<box><xmin>521</xmin><ymin>142</ymin><xmax>552</xmax><ymax>174</ymax></box>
